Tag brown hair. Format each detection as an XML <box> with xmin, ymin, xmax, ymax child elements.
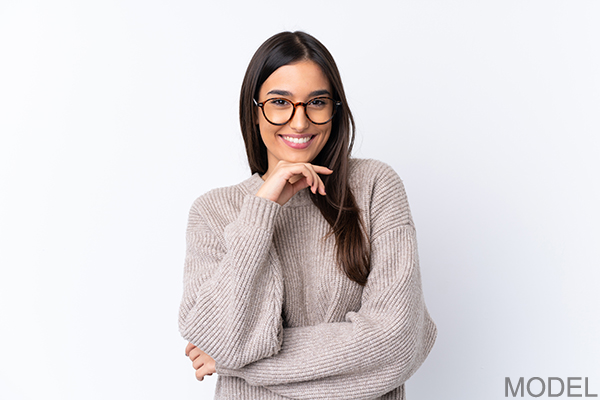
<box><xmin>239</xmin><ymin>31</ymin><xmax>370</xmax><ymax>286</ymax></box>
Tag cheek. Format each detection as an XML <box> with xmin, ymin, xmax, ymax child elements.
<box><xmin>313</xmin><ymin>131</ymin><xmax>331</xmax><ymax>155</ymax></box>
<box><xmin>258</xmin><ymin>121</ymin><xmax>278</xmax><ymax>143</ymax></box>
<box><xmin>321</xmin><ymin>128</ymin><xmax>332</xmax><ymax>145</ymax></box>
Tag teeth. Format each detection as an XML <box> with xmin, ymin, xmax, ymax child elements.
<box><xmin>282</xmin><ymin>136</ymin><xmax>311</xmax><ymax>144</ymax></box>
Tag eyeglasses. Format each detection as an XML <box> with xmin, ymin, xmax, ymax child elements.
<box><xmin>253</xmin><ymin>97</ymin><xmax>342</xmax><ymax>126</ymax></box>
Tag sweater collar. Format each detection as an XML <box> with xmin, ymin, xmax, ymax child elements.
<box><xmin>242</xmin><ymin>172</ymin><xmax>313</xmax><ymax>207</ymax></box>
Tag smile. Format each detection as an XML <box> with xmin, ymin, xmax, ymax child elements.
<box><xmin>282</xmin><ymin>135</ymin><xmax>312</xmax><ymax>144</ymax></box>
<box><xmin>279</xmin><ymin>135</ymin><xmax>316</xmax><ymax>149</ymax></box>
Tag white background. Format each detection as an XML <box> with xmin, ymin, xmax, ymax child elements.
<box><xmin>1</xmin><ymin>1</ymin><xmax>599</xmax><ymax>399</ymax></box>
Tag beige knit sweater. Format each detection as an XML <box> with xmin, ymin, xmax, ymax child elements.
<box><xmin>179</xmin><ymin>158</ymin><xmax>437</xmax><ymax>400</ymax></box>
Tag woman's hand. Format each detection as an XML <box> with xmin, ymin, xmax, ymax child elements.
<box><xmin>185</xmin><ymin>342</ymin><xmax>216</xmax><ymax>381</ymax></box>
<box><xmin>256</xmin><ymin>160</ymin><xmax>333</xmax><ymax>206</ymax></box>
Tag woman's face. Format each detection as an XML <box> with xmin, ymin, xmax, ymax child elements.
<box><xmin>257</xmin><ymin>60</ymin><xmax>332</xmax><ymax>178</ymax></box>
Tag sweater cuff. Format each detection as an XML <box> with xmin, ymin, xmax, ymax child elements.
<box><xmin>237</xmin><ymin>194</ymin><xmax>281</xmax><ymax>232</ymax></box>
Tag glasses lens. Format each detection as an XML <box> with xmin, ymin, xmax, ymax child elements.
<box><xmin>262</xmin><ymin>98</ymin><xmax>337</xmax><ymax>125</ymax></box>
<box><xmin>263</xmin><ymin>99</ymin><xmax>294</xmax><ymax>125</ymax></box>
<box><xmin>306</xmin><ymin>98</ymin><xmax>335</xmax><ymax>124</ymax></box>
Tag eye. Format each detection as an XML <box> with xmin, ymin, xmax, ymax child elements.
<box><xmin>308</xmin><ymin>98</ymin><xmax>328</xmax><ymax>108</ymax></box>
<box><xmin>269</xmin><ymin>99</ymin><xmax>291</xmax><ymax>107</ymax></box>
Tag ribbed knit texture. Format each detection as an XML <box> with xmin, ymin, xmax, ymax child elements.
<box><xmin>179</xmin><ymin>158</ymin><xmax>437</xmax><ymax>400</ymax></box>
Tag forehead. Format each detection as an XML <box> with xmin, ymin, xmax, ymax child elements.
<box><xmin>260</xmin><ymin>60</ymin><xmax>331</xmax><ymax>96</ymax></box>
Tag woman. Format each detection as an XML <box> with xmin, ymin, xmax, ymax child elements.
<box><xmin>179</xmin><ymin>31</ymin><xmax>437</xmax><ymax>400</ymax></box>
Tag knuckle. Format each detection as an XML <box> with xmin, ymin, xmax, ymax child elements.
<box><xmin>191</xmin><ymin>349</ymin><xmax>204</xmax><ymax>361</ymax></box>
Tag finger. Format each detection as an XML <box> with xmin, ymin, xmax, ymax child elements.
<box><xmin>305</xmin><ymin>164</ymin><xmax>332</xmax><ymax>195</ymax></box>
<box><xmin>277</xmin><ymin>166</ymin><xmax>310</xmax><ymax>188</ymax></box>
<box><xmin>285</xmin><ymin>164</ymin><xmax>321</xmax><ymax>195</ymax></box>
<box><xmin>277</xmin><ymin>163</ymin><xmax>330</xmax><ymax>185</ymax></box>
<box><xmin>312</xmin><ymin>166</ymin><xmax>331</xmax><ymax>195</ymax></box>
<box><xmin>305</xmin><ymin>164</ymin><xmax>325</xmax><ymax>195</ymax></box>
<box><xmin>195</xmin><ymin>369</ymin><xmax>205</xmax><ymax>381</ymax></box>
<box><xmin>288</xmin><ymin>174</ymin><xmax>304</xmax><ymax>185</ymax></box>
<box><xmin>312</xmin><ymin>165</ymin><xmax>333</xmax><ymax>174</ymax></box>
<box><xmin>192</xmin><ymin>356</ymin><xmax>205</xmax><ymax>370</ymax></box>
<box><xmin>301</xmin><ymin>164</ymin><xmax>319</xmax><ymax>194</ymax></box>
<box><xmin>290</xmin><ymin>176</ymin><xmax>309</xmax><ymax>192</ymax></box>
<box><xmin>300</xmin><ymin>164</ymin><xmax>315</xmax><ymax>188</ymax></box>
<box><xmin>277</xmin><ymin>162</ymin><xmax>331</xmax><ymax>175</ymax></box>
<box><xmin>311</xmin><ymin>168</ymin><xmax>326</xmax><ymax>195</ymax></box>
<box><xmin>285</xmin><ymin>163</ymin><xmax>315</xmax><ymax>186</ymax></box>
<box><xmin>194</xmin><ymin>364</ymin><xmax>215</xmax><ymax>381</ymax></box>
<box><xmin>318</xmin><ymin>178</ymin><xmax>327</xmax><ymax>195</ymax></box>
<box><xmin>188</xmin><ymin>347</ymin><xmax>203</xmax><ymax>362</ymax></box>
<box><xmin>185</xmin><ymin>342</ymin><xmax>196</xmax><ymax>357</ymax></box>
<box><xmin>198</xmin><ymin>360</ymin><xmax>217</xmax><ymax>376</ymax></box>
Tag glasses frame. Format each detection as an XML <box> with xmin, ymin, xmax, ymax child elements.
<box><xmin>253</xmin><ymin>96</ymin><xmax>342</xmax><ymax>126</ymax></box>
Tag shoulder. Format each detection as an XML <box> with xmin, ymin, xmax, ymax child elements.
<box><xmin>348</xmin><ymin>158</ymin><xmax>414</xmax><ymax>237</ymax></box>
<box><xmin>348</xmin><ymin>158</ymin><xmax>407</xmax><ymax>204</ymax></box>
<box><xmin>187</xmin><ymin>176</ymin><xmax>257</xmax><ymax>231</ymax></box>
<box><xmin>349</xmin><ymin>158</ymin><xmax>403</xmax><ymax>187</ymax></box>
<box><xmin>190</xmin><ymin>184</ymin><xmax>244</xmax><ymax>213</ymax></box>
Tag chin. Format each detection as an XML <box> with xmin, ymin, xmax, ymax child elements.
<box><xmin>283</xmin><ymin>154</ymin><xmax>314</xmax><ymax>164</ymax></box>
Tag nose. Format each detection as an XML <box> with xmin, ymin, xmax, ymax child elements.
<box><xmin>289</xmin><ymin>104</ymin><xmax>310</xmax><ymax>132</ymax></box>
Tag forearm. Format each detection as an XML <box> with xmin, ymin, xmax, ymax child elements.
<box><xmin>179</xmin><ymin>194</ymin><xmax>285</xmax><ymax>369</ymax></box>
<box><xmin>217</xmin><ymin>226</ymin><xmax>437</xmax><ymax>398</ymax></box>
<box><xmin>217</xmin><ymin>308</ymin><xmax>436</xmax><ymax>397</ymax></box>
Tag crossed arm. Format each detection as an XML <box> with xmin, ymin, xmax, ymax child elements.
<box><xmin>179</xmin><ymin>161</ymin><xmax>437</xmax><ymax>399</ymax></box>
<box><xmin>182</xmin><ymin>225</ymin><xmax>436</xmax><ymax>399</ymax></box>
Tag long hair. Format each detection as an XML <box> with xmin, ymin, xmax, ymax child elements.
<box><xmin>239</xmin><ymin>31</ymin><xmax>370</xmax><ymax>286</ymax></box>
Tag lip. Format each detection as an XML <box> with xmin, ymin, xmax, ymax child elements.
<box><xmin>279</xmin><ymin>134</ymin><xmax>316</xmax><ymax>149</ymax></box>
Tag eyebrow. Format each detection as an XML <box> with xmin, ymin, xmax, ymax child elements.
<box><xmin>266</xmin><ymin>89</ymin><xmax>331</xmax><ymax>98</ymax></box>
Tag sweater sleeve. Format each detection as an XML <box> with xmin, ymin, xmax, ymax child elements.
<box><xmin>178</xmin><ymin>193</ymin><xmax>285</xmax><ymax>369</ymax></box>
<box><xmin>215</xmin><ymin>163</ymin><xmax>438</xmax><ymax>400</ymax></box>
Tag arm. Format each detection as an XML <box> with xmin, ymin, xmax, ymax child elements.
<box><xmin>216</xmin><ymin>163</ymin><xmax>438</xmax><ymax>399</ymax></box>
<box><xmin>180</xmin><ymin>162</ymin><xmax>330</xmax><ymax>370</ymax></box>
<box><xmin>217</xmin><ymin>226</ymin><xmax>436</xmax><ymax>399</ymax></box>
<box><xmin>178</xmin><ymin>193</ymin><xmax>285</xmax><ymax>369</ymax></box>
